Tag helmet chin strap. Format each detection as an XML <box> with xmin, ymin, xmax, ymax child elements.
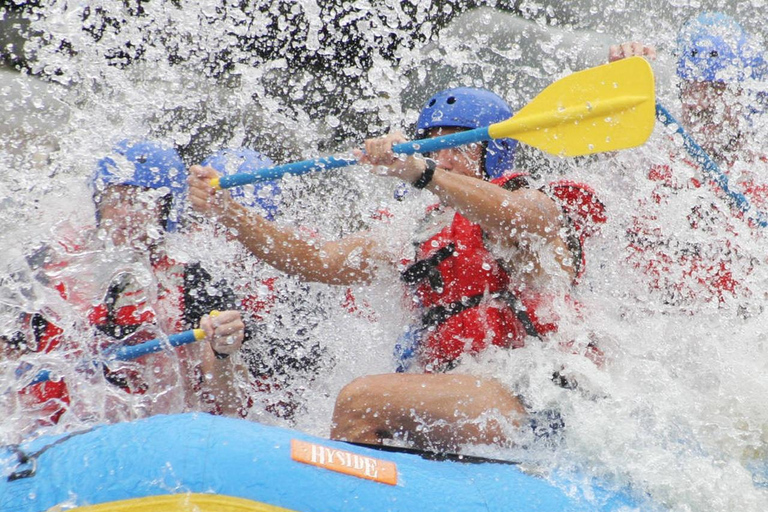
<box><xmin>480</xmin><ymin>141</ymin><xmax>490</xmax><ymax>180</ymax></box>
<box><xmin>158</xmin><ymin>193</ymin><xmax>174</xmax><ymax>232</ymax></box>
<box><xmin>420</xmin><ymin>126</ymin><xmax>492</xmax><ymax>180</ymax></box>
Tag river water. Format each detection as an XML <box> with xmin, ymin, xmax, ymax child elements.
<box><xmin>1</xmin><ymin>1</ymin><xmax>768</xmax><ymax>510</ymax></box>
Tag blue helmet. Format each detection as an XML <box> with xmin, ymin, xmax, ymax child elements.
<box><xmin>416</xmin><ymin>87</ymin><xmax>517</xmax><ymax>180</ymax></box>
<box><xmin>676</xmin><ymin>12</ymin><xmax>767</xmax><ymax>83</ymax></box>
<box><xmin>91</xmin><ymin>140</ymin><xmax>187</xmax><ymax>232</ymax></box>
<box><xmin>202</xmin><ymin>148</ymin><xmax>281</xmax><ymax>221</ymax></box>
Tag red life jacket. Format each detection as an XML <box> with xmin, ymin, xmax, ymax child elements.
<box><xmin>15</xmin><ymin>241</ymin><xmax>243</xmax><ymax>425</ymax></box>
<box><xmin>15</xmin><ymin>253</ymin><xmax>188</xmax><ymax>427</ymax></box>
<box><xmin>85</xmin><ymin>257</ymin><xmax>188</xmax><ymax>395</ymax></box>
<box><xmin>13</xmin><ymin>232</ymin><xmax>93</xmax><ymax>427</ymax></box>
<box><xmin>625</xmin><ymin>155</ymin><xmax>765</xmax><ymax>305</ymax></box>
<box><xmin>15</xmin><ymin>314</ymin><xmax>71</xmax><ymax>427</ymax></box>
<box><xmin>401</xmin><ymin>173</ymin><xmax>605</xmax><ymax>371</ymax></box>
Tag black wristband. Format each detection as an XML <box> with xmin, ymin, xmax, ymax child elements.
<box><xmin>412</xmin><ymin>158</ymin><xmax>437</xmax><ymax>189</ymax></box>
<box><xmin>213</xmin><ymin>349</ymin><xmax>230</xmax><ymax>360</ymax></box>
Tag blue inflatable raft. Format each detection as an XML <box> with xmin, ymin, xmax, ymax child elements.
<box><xmin>0</xmin><ymin>413</ymin><xmax>643</xmax><ymax>511</ymax></box>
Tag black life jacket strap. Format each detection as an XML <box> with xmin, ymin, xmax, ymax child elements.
<box><xmin>95</xmin><ymin>273</ymin><xmax>137</xmax><ymax>339</ymax></box>
<box><xmin>497</xmin><ymin>290</ymin><xmax>542</xmax><ymax>340</ymax></box>
<box><xmin>400</xmin><ymin>242</ymin><xmax>456</xmax><ymax>290</ymax></box>
<box><xmin>420</xmin><ymin>289</ymin><xmax>542</xmax><ymax>340</ymax></box>
<box><xmin>421</xmin><ymin>293</ymin><xmax>484</xmax><ymax>327</ymax></box>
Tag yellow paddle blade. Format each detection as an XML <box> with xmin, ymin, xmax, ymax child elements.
<box><xmin>488</xmin><ymin>57</ymin><xmax>656</xmax><ymax>157</ymax></box>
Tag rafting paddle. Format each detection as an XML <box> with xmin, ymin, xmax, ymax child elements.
<box><xmin>23</xmin><ymin>328</ymin><xmax>207</xmax><ymax>386</ymax></box>
<box><xmin>655</xmin><ymin>102</ymin><xmax>768</xmax><ymax>228</ymax></box>
<box><xmin>212</xmin><ymin>56</ymin><xmax>655</xmax><ymax>190</ymax></box>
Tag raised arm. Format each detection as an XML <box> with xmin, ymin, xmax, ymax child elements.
<box><xmin>355</xmin><ymin>133</ymin><xmax>574</xmax><ymax>277</ymax></box>
<box><xmin>188</xmin><ymin>165</ymin><xmax>384</xmax><ymax>285</ymax></box>
<box><xmin>420</xmin><ymin>168</ymin><xmax>566</xmax><ymax>247</ymax></box>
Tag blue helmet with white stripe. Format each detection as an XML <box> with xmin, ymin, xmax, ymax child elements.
<box><xmin>202</xmin><ymin>148</ymin><xmax>281</xmax><ymax>221</ymax></box>
<box><xmin>416</xmin><ymin>87</ymin><xmax>517</xmax><ymax>180</ymax></box>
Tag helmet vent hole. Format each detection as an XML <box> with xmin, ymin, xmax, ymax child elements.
<box><xmin>428</xmin><ymin>99</ymin><xmax>436</xmax><ymax>107</ymax></box>
<box><xmin>137</xmin><ymin>156</ymin><xmax>148</xmax><ymax>164</ymax></box>
<box><xmin>710</xmin><ymin>50</ymin><xmax>718</xmax><ymax>57</ymax></box>
<box><xmin>446</xmin><ymin>96</ymin><xmax>456</xmax><ymax>104</ymax></box>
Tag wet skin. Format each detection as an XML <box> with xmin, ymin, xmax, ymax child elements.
<box><xmin>423</xmin><ymin>127</ymin><xmax>485</xmax><ymax>180</ymax></box>
<box><xmin>96</xmin><ymin>185</ymin><xmax>166</xmax><ymax>251</ymax></box>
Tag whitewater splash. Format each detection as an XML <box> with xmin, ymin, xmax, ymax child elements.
<box><xmin>2</xmin><ymin>1</ymin><xmax>768</xmax><ymax>510</ymax></box>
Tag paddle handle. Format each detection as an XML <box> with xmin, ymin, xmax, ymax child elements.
<box><xmin>108</xmin><ymin>328</ymin><xmax>206</xmax><ymax>361</ymax></box>
<box><xmin>655</xmin><ymin>103</ymin><xmax>767</xmax><ymax>228</ymax></box>
<box><xmin>25</xmin><ymin>328</ymin><xmax>207</xmax><ymax>386</ymax></box>
<box><xmin>214</xmin><ymin>128</ymin><xmax>492</xmax><ymax>190</ymax></box>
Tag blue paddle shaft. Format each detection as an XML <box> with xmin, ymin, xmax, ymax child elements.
<box><xmin>218</xmin><ymin>156</ymin><xmax>357</xmax><ymax>188</ymax></box>
<box><xmin>25</xmin><ymin>329</ymin><xmax>204</xmax><ymax>387</ymax></box>
<box><xmin>216</xmin><ymin>127</ymin><xmax>491</xmax><ymax>189</ymax></box>
<box><xmin>109</xmin><ymin>329</ymin><xmax>202</xmax><ymax>361</ymax></box>
<box><xmin>393</xmin><ymin>127</ymin><xmax>490</xmax><ymax>156</ymax></box>
<box><xmin>655</xmin><ymin>103</ymin><xmax>767</xmax><ymax>228</ymax></box>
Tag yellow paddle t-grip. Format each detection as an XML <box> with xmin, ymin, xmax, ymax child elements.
<box><xmin>193</xmin><ymin>312</ymin><xmax>220</xmax><ymax>340</ymax></box>
<box><xmin>210</xmin><ymin>177</ymin><xmax>222</xmax><ymax>190</ymax></box>
<box><xmin>192</xmin><ymin>328</ymin><xmax>207</xmax><ymax>341</ymax></box>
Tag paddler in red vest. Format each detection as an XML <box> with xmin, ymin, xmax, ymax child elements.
<box><xmin>188</xmin><ymin>87</ymin><xmax>606</xmax><ymax>450</ymax></box>
<box><xmin>4</xmin><ymin>140</ymin><xmax>251</xmax><ymax>430</ymax></box>
<box><xmin>610</xmin><ymin>13</ymin><xmax>768</xmax><ymax>309</ymax></box>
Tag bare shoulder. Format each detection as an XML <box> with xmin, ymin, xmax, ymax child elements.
<box><xmin>505</xmin><ymin>187</ymin><xmax>565</xmax><ymax>229</ymax></box>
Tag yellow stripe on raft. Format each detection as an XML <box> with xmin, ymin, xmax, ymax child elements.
<box><xmin>47</xmin><ymin>493</ymin><xmax>299</xmax><ymax>512</ymax></box>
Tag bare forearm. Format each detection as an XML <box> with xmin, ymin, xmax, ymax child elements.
<box><xmin>199</xmin><ymin>357</ymin><xmax>249</xmax><ymax>417</ymax></box>
<box><xmin>424</xmin><ymin>169</ymin><xmax>559</xmax><ymax>241</ymax></box>
<box><xmin>220</xmin><ymin>202</ymin><xmax>378</xmax><ymax>285</ymax></box>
